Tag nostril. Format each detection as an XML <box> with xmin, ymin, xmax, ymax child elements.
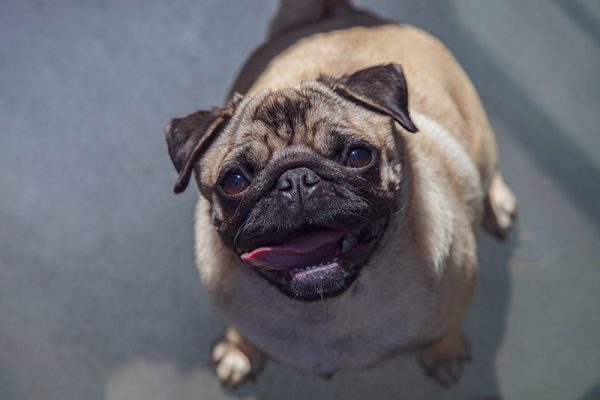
<box><xmin>278</xmin><ymin>177</ymin><xmax>293</xmax><ymax>191</ymax></box>
<box><xmin>277</xmin><ymin>167</ymin><xmax>319</xmax><ymax>192</ymax></box>
<box><xmin>303</xmin><ymin>172</ymin><xmax>320</xmax><ymax>187</ymax></box>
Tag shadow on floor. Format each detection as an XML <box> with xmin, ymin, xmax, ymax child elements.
<box><xmin>551</xmin><ymin>0</ymin><xmax>600</xmax><ymax>50</ymax></box>
<box><xmin>579</xmin><ymin>383</ymin><xmax>600</xmax><ymax>400</ymax></box>
<box><xmin>430</xmin><ymin>2</ymin><xmax>600</xmax><ymax>234</ymax></box>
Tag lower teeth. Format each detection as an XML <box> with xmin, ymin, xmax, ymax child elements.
<box><xmin>342</xmin><ymin>232</ymin><xmax>359</xmax><ymax>253</ymax></box>
<box><xmin>294</xmin><ymin>257</ymin><xmax>338</xmax><ymax>272</ymax></box>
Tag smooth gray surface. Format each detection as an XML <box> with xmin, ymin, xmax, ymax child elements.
<box><xmin>1</xmin><ymin>1</ymin><xmax>599</xmax><ymax>399</ymax></box>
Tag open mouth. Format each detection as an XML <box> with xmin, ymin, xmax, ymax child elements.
<box><xmin>238</xmin><ymin>218</ymin><xmax>387</xmax><ymax>301</ymax></box>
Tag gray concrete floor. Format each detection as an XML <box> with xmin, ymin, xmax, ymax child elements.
<box><xmin>1</xmin><ymin>1</ymin><xmax>599</xmax><ymax>399</ymax></box>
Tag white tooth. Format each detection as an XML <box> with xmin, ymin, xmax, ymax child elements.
<box><xmin>343</xmin><ymin>234</ymin><xmax>358</xmax><ymax>252</ymax></box>
<box><xmin>342</xmin><ymin>238</ymin><xmax>351</xmax><ymax>253</ymax></box>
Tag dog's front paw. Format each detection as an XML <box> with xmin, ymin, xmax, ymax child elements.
<box><xmin>417</xmin><ymin>330</ymin><xmax>472</xmax><ymax>387</ymax></box>
<box><xmin>210</xmin><ymin>328</ymin><xmax>265</xmax><ymax>388</ymax></box>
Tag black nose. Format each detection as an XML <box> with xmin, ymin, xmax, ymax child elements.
<box><xmin>277</xmin><ymin>167</ymin><xmax>321</xmax><ymax>194</ymax></box>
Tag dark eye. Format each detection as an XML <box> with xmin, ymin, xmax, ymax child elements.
<box><xmin>345</xmin><ymin>147</ymin><xmax>372</xmax><ymax>168</ymax></box>
<box><xmin>222</xmin><ymin>173</ymin><xmax>249</xmax><ymax>195</ymax></box>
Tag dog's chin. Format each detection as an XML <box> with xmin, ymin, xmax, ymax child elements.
<box><xmin>239</xmin><ymin>217</ymin><xmax>388</xmax><ymax>302</ymax></box>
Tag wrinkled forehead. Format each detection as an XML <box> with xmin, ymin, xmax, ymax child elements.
<box><xmin>232</xmin><ymin>82</ymin><xmax>349</xmax><ymax>148</ymax></box>
<box><xmin>201</xmin><ymin>81</ymin><xmax>394</xmax><ymax>181</ymax></box>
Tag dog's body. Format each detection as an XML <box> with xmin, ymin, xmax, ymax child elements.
<box><xmin>166</xmin><ymin>1</ymin><xmax>516</xmax><ymax>388</ymax></box>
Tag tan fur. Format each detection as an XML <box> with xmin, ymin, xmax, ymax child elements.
<box><xmin>249</xmin><ymin>24</ymin><xmax>498</xmax><ymax>188</ymax></box>
<box><xmin>189</xmin><ymin>4</ymin><xmax>516</xmax><ymax>387</ymax></box>
<box><xmin>418</xmin><ymin>329</ymin><xmax>472</xmax><ymax>387</ymax></box>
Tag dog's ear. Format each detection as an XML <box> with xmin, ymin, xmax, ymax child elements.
<box><xmin>165</xmin><ymin>93</ymin><xmax>242</xmax><ymax>194</ymax></box>
<box><xmin>320</xmin><ymin>63</ymin><xmax>418</xmax><ymax>133</ymax></box>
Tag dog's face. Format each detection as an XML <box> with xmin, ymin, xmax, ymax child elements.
<box><xmin>165</xmin><ymin>64</ymin><xmax>417</xmax><ymax>301</ymax></box>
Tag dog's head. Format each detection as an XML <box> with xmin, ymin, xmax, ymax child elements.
<box><xmin>165</xmin><ymin>64</ymin><xmax>417</xmax><ymax>301</ymax></box>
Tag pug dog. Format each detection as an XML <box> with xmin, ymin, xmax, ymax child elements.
<box><xmin>164</xmin><ymin>0</ymin><xmax>517</xmax><ymax>389</ymax></box>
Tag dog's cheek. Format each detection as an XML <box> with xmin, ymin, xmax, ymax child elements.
<box><xmin>206</xmin><ymin>197</ymin><xmax>225</xmax><ymax>231</ymax></box>
<box><xmin>207</xmin><ymin>193</ymin><xmax>242</xmax><ymax>239</ymax></box>
<box><xmin>381</xmin><ymin>153</ymin><xmax>403</xmax><ymax>194</ymax></box>
<box><xmin>210</xmin><ymin>206</ymin><xmax>238</xmax><ymax>243</ymax></box>
<box><xmin>212</xmin><ymin>213</ymin><xmax>225</xmax><ymax>232</ymax></box>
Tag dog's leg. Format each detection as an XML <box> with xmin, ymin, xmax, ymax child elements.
<box><xmin>483</xmin><ymin>171</ymin><xmax>518</xmax><ymax>239</ymax></box>
<box><xmin>417</xmin><ymin>330</ymin><xmax>472</xmax><ymax>387</ymax></box>
<box><xmin>210</xmin><ymin>327</ymin><xmax>265</xmax><ymax>388</ymax></box>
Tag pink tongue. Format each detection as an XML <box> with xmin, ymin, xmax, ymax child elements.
<box><xmin>241</xmin><ymin>229</ymin><xmax>344</xmax><ymax>271</ymax></box>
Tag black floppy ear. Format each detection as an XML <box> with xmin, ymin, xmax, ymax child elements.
<box><xmin>320</xmin><ymin>63</ymin><xmax>418</xmax><ymax>133</ymax></box>
<box><xmin>164</xmin><ymin>93</ymin><xmax>242</xmax><ymax>194</ymax></box>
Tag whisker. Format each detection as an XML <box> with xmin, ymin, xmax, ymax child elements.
<box><xmin>232</xmin><ymin>218</ymin><xmax>249</xmax><ymax>249</ymax></box>
<box><xmin>206</xmin><ymin>243</ymin><xmax>227</xmax><ymax>262</ymax></box>
<box><xmin>159</xmin><ymin>197</ymin><xmax>200</xmax><ymax>218</ymax></box>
